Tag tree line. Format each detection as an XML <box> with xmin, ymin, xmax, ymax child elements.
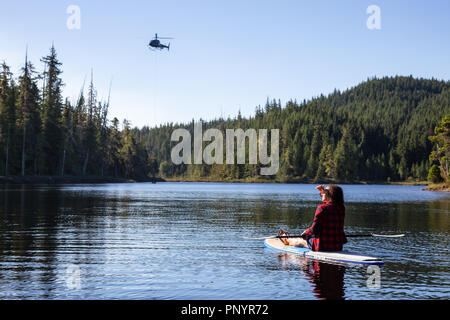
<box><xmin>0</xmin><ymin>46</ymin><xmax>152</xmax><ymax>179</ymax></box>
<box><xmin>1</xmin><ymin>47</ymin><xmax>449</xmax><ymax>183</ymax></box>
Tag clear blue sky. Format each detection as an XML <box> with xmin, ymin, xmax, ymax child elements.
<box><xmin>1</xmin><ymin>0</ymin><xmax>449</xmax><ymax>128</ymax></box>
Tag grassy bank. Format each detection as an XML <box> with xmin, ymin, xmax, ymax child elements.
<box><xmin>424</xmin><ymin>183</ymin><xmax>450</xmax><ymax>192</ymax></box>
<box><xmin>386</xmin><ymin>181</ymin><xmax>429</xmax><ymax>186</ymax></box>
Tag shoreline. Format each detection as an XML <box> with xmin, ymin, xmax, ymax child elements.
<box><xmin>1</xmin><ymin>175</ymin><xmax>447</xmax><ymax>190</ymax></box>
<box><xmin>163</xmin><ymin>176</ymin><xmax>430</xmax><ymax>186</ymax></box>
<box><xmin>0</xmin><ymin>175</ymin><xmax>165</xmax><ymax>185</ymax></box>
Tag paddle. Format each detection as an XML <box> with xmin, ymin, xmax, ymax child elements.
<box><xmin>242</xmin><ymin>233</ymin><xmax>405</xmax><ymax>240</ymax></box>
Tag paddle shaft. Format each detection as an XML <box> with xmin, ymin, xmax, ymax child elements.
<box><xmin>277</xmin><ymin>234</ymin><xmax>404</xmax><ymax>239</ymax></box>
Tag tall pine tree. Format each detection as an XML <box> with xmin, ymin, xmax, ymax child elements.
<box><xmin>0</xmin><ymin>62</ymin><xmax>16</xmax><ymax>176</ymax></box>
<box><xmin>40</xmin><ymin>45</ymin><xmax>64</xmax><ymax>175</ymax></box>
<box><xmin>16</xmin><ymin>52</ymin><xmax>41</xmax><ymax>176</ymax></box>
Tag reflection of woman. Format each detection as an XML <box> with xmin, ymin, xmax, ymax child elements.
<box><xmin>279</xmin><ymin>185</ymin><xmax>347</xmax><ymax>252</ymax></box>
<box><xmin>277</xmin><ymin>253</ymin><xmax>346</xmax><ymax>300</ymax></box>
<box><xmin>302</xmin><ymin>260</ymin><xmax>346</xmax><ymax>300</ymax></box>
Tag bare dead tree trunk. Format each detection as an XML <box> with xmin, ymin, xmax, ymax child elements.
<box><xmin>34</xmin><ymin>157</ymin><xmax>38</xmax><ymax>175</ymax></box>
<box><xmin>61</xmin><ymin>148</ymin><xmax>66</xmax><ymax>176</ymax></box>
<box><xmin>82</xmin><ymin>150</ymin><xmax>89</xmax><ymax>176</ymax></box>
<box><xmin>21</xmin><ymin>125</ymin><xmax>26</xmax><ymax>176</ymax></box>
<box><xmin>5</xmin><ymin>133</ymin><xmax>9</xmax><ymax>176</ymax></box>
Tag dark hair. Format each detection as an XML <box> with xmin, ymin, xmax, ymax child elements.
<box><xmin>326</xmin><ymin>185</ymin><xmax>344</xmax><ymax>206</ymax></box>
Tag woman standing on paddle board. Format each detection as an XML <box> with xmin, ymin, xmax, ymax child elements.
<box><xmin>278</xmin><ymin>185</ymin><xmax>347</xmax><ymax>252</ymax></box>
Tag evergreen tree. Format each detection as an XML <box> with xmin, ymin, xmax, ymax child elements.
<box><xmin>81</xmin><ymin>71</ymin><xmax>98</xmax><ymax>175</ymax></box>
<box><xmin>429</xmin><ymin>115</ymin><xmax>450</xmax><ymax>184</ymax></box>
<box><xmin>60</xmin><ymin>98</ymin><xmax>74</xmax><ymax>176</ymax></box>
<box><xmin>0</xmin><ymin>62</ymin><xmax>16</xmax><ymax>176</ymax></box>
<box><xmin>16</xmin><ymin>53</ymin><xmax>41</xmax><ymax>176</ymax></box>
<box><xmin>334</xmin><ymin>127</ymin><xmax>358</xmax><ymax>181</ymax></box>
<box><xmin>427</xmin><ymin>164</ymin><xmax>443</xmax><ymax>183</ymax></box>
<box><xmin>305</xmin><ymin>128</ymin><xmax>321</xmax><ymax>179</ymax></box>
<box><xmin>109</xmin><ymin>117</ymin><xmax>122</xmax><ymax>177</ymax></box>
<box><xmin>40</xmin><ymin>45</ymin><xmax>64</xmax><ymax>174</ymax></box>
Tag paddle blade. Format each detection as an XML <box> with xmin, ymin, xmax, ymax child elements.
<box><xmin>371</xmin><ymin>233</ymin><xmax>405</xmax><ymax>238</ymax></box>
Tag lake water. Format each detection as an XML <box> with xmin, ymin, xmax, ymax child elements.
<box><xmin>0</xmin><ymin>183</ymin><xmax>448</xmax><ymax>300</ymax></box>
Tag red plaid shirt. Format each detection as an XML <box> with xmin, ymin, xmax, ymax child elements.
<box><xmin>303</xmin><ymin>202</ymin><xmax>347</xmax><ymax>252</ymax></box>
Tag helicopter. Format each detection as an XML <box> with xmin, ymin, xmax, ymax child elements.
<box><xmin>148</xmin><ymin>33</ymin><xmax>172</xmax><ymax>51</ymax></box>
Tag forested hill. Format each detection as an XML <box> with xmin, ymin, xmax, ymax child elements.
<box><xmin>137</xmin><ymin>76</ymin><xmax>450</xmax><ymax>182</ymax></box>
<box><xmin>1</xmin><ymin>49</ymin><xmax>448</xmax><ymax>183</ymax></box>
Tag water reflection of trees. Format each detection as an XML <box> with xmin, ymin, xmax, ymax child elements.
<box><xmin>220</xmin><ymin>197</ymin><xmax>450</xmax><ymax>234</ymax></box>
<box><xmin>277</xmin><ymin>253</ymin><xmax>346</xmax><ymax>300</ymax></box>
<box><xmin>0</xmin><ymin>185</ymin><xmax>59</xmax><ymax>298</ymax></box>
<box><xmin>0</xmin><ymin>186</ymin><xmax>112</xmax><ymax>298</ymax></box>
<box><xmin>345</xmin><ymin>200</ymin><xmax>450</xmax><ymax>233</ymax></box>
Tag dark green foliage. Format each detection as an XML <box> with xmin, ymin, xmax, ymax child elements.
<box><xmin>17</xmin><ymin>55</ymin><xmax>41</xmax><ymax>176</ymax></box>
<box><xmin>139</xmin><ymin>77</ymin><xmax>450</xmax><ymax>182</ymax></box>
<box><xmin>428</xmin><ymin>115</ymin><xmax>450</xmax><ymax>183</ymax></box>
<box><xmin>0</xmin><ymin>62</ymin><xmax>17</xmax><ymax>176</ymax></box>
<box><xmin>40</xmin><ymin>45</ymin><xmax>64</xmax><ymax>175</ymax></box>
<box><xmin>427</xmin><ymin>164</ymin><xmax>443</xmax><ymax>183</ymax></box>
<box><xmin>1</xmin><ymin>47</ymin><xmax>448</xmax><ymax>182</ymax></box>
<box><xmin>0</xmin><ymin>47</ymin><xmax>151</xmax><ymax>179</ymax></box>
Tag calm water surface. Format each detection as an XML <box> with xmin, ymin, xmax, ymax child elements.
<box><xmin>0</xmin><ymin>183</ymin><xmax>448</xmax><ymax>300</ymax></box>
